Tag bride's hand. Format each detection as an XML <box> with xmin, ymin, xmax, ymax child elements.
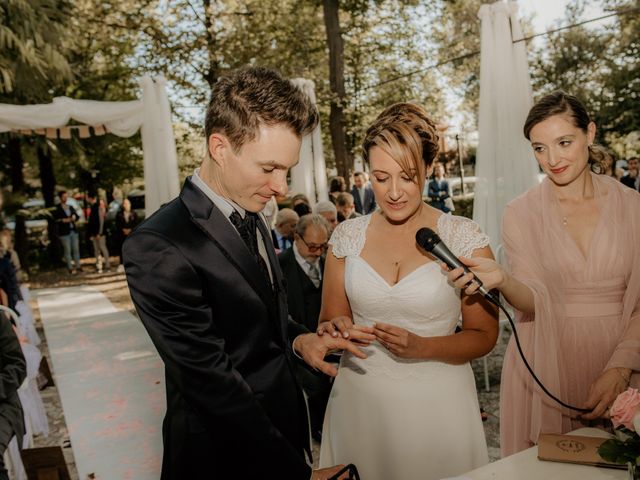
<box><xmin>442</xmin><ymin>256</ymin><xmax>506</xmax><ymax>295</ymax></box>
<box><xmin>373</xmin><ymin>322</ymin><xmax>423</xmax><ymax>359</ymax></box>
<box><xmin>317</xmin><ymin>316</ymin><xmax>375</xmax><ymax>346</ymax></box>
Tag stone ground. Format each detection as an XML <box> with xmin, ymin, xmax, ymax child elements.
<box><xmin>25</xmin><ymin>259</ymin><xmax>508</xmax><ymax>478</ymax></box>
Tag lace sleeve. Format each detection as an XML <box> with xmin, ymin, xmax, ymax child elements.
<box><xmin>440</xmin><ymin>214</ymin><xmax>490</xmax><ymax>258</ymax></box>
<box><xmin>328</xmin><ymin>215</ymin><xmax>370</xmax><ymax>258</ymax></box>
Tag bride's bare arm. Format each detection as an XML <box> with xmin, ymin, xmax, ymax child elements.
<box><xmin>374</xmin><ymin>245</ymin><xmax>499</xmax><ymax>364</ymax></box>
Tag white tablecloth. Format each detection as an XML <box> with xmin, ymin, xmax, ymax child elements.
<box><xmin>460</xmin><ymin>428</ymin><xmax>627</xmax><ymax>480</ymax></box>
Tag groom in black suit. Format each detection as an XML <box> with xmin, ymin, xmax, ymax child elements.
<box><xmin>124</xmin><ymin>67</ymin><xmax>361</xmax><ymax>480</ymax></box>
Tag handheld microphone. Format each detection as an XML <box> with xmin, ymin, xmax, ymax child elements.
<box><xmin>415</xmin><ymin>227</ymin><xmax>499</xmax><ymax>305</ymax></box>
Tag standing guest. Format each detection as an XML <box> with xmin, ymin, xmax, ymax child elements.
<box><xmin>271</xmin><ymin>208</ymin><xmax>299</xmax><ymax>252</ymax></box>
<box><xmin>446</xmin><ymin>91</ymin><xmax>640</xmax><ymax>457</ymax></box>
<box><xmin>0</xmin><ymin>314</ymin><xmax>26</xmax><ymax>480</ymax></box>
<box><xmin>328</xmin><ymin>176</ymin><xmax>347</xmax><ymax>204</ymax></box>
<box><xmin>54</xmin><ymin>190</ymin><xmax>82</xmax><ymax>274</ymax></box>
<box><xmin>115</xmin><ymin>198</ymin><xmax>138</xmax><ymax>269</ymax></box>
<box><xmin>123</xmin><ymin>66</ymin><xmax>360</xmax><ymax>480</ymax></box>
<box><xmin>87</xmin><ymin>193</ymin><xmax>110</xmax><ymax>273</ymax></box>
<box><xmin>427</xmin><ymin>163</ymin><xmax>453</xmax><ymax>213</ymax></box>
<box><xmin>279</xmin><ymin>214</ymin><xmax>332</xmax><ymax>441</ymax></box>
<box><xmin>351</xmin><ymin>171</ymin><xmax>376</xmax><ymax>215</ymax></box>
<box><xmin>0</xmin><ymin>231</ymin><xmax>24</xmax><ymax>283</ymax></box>
<box><xmin>335</xmin><ymin>192</ymin><xmax>361</xmax><ymax>223</ymax></box>
<box><xmin>0</xmin><ymin>249</ymin><xmax>20</xmax><ymax>312</ymax></box>
<box><xmin>317</xmin><ymin>103</ymin><xmax>497</xmax><ymax>480</ymax></box>
<box><xmin>314</xmin><ymin>201</ymin><xmax>338</xmax><ymax>233</ymax></box>
<box><xmin>621</xmin><ymin>157</ymin><xmax>639</xmax><ymax>191</ymax></box>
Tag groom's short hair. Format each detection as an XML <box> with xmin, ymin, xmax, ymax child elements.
<box><xmin>204</xmin><ymin>67</ymin><xmax>318</xmax><ymax>151</ymax></box>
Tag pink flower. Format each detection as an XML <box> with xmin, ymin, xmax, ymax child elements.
<box><xmin>610</xmin><ymin>387</ymin><xmax>640</xmax><ymax>431</ymax></box>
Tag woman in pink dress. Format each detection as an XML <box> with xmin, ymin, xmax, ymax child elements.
<box><xmin>448</xmin><ymin>91</ymin><xmax>640</xmax><ymax>456</ymax></box>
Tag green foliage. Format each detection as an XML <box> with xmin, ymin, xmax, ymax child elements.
<box><xmin>530</xmin><ymin>0</ymin><xmax>640</xmax><ymax>155</ymax></box>
<box><xmin>0</xmin><ymin>0</ymin><xmax>73</xmax><ymax>96</ymax></box>
<box><xmin>597</xmin><ymin>428</ymin><xmax>640</xmax><ymax>466</ymax></box>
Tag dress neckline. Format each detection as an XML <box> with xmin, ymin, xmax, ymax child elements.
<box><xmin>354</xmin><ymin>212</ymin><xmax>446</xmax><ymax>288</ymax></box>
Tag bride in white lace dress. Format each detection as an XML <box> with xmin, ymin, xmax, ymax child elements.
<box><xmin>317</xmin><ymin>103</ymin><xmax>498</xmax><ymax>480</ymax></box>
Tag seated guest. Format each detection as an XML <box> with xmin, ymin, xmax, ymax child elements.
<box><xmin>351</xmin><ymin>171</ymin><xmax>376</xmax><ymax>215</ymax></box>
<box><xmin>271</xmin><ymin>208</ymin><xmax>299</xmax><ymax>252</ymax></box>
<box><xmin>621</xmin><ymin>157</ymin><xmax>639</xmax><ymax>191</ymax></box>
<box><xmin>313</xmin><ymin>201</ymin><xmax>338</xmax><ymax>233</ymax></box>
<box><xmin>0</xmin><ymin>313</ymin><xmax>26</xmax><ymax>480</ymax></box>
<box><xmin>335</xmin><ymin>192</ymin><xmax>361</xmax><ymax>223</ymax></box>
<box><xmin>278</xmin><ymin>214</ymin><xmax>332</xmax><ymax>441</ymax></box>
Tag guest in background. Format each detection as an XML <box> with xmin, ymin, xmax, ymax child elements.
<box><xmin>446</xmin><ymin>91</ymin><xmax>640</xmax><ymax>456</ymax></box>
<box><xmin>279</xmin><ymin>214</ymin><xmax>332</xmax><ymax>441</ymax></box>
<box><xmin>621</xmin><ymin>157</ymin><xmax>639</xmax><ymax>191</ymax></box>
<box><xmin>0</xmin><ymin>231</ymin><xmax>24</xmax><ymax>283</ymax></box>
<box><xmin>0</xmin><ymin>312</ymin><xmax>26</xmax><ymax>480</ymax></box>
<box><xmin>87</xmin><ymin>193</ymin><xmax>111</xmax><ymax>273</ymax></box>
<box><xmin>427</xmin><ymin>164</ymin><xmax>453</xmax><ymax>213</ymax></box>
<box><xmin>328</xmin><ymin>176</ymin><xmax>347</xmax><ymax>205</ymax></box>
<box><xmin>335</xmin><ymin>192</ymin><xmax>360</xmax><ymax>223</ymax></box>
<box><xmin>351</xmin><ymin>171</ymin><xmax>376</xmax><ymax>215</ymax></box>
<box><xmin>115</xmin><ymin>198</ymin><xmax>138</xmax><ymax>269</ymax></box>
<box><xmin>292</xmin><ymin>194</ymin><xmax>312</xmax><ymax>217</ymax></box>
<box><xmin>0</xmin><ymin>245</ymin><xmax>20</xmax><ymax>312</ymax></box>
<box><xmin>314</xmin><ymin>201</ymin><xmax>338</xmax><ymax>233</ymax></box>
<box><xmin>271</xmin><ymin>208</ymin><xmax>299</xmax><ymax>252</ymax></box>
<box><xmin>54</xmin><ymin>190</ymin><xmax>82</xmax><ymax>274</ymax></box>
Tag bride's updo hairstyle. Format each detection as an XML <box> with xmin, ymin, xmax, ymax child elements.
<box><xmin>362</xmin><ymin>103</ymin><xmax>440</xmax><ymax>192</ymax></box>
<box><xmin>523</xmin><ymin>90</ymin><xmax>607</xmax><ymax>174</ymax></box>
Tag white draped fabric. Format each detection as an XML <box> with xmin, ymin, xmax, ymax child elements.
<box><xmin>473</xmin><ymin>1</ymin><xmax>539</xmax><ymax>249</ymax></box>
<box><xmin>0</xmin><ymin>77</ymin><xmax>179</xmax><ymax>216</ymax></box>
<box><xmin>289</xmin><ymin>79</ymin><xmax>327</xmax><ymax>205</ymax></box>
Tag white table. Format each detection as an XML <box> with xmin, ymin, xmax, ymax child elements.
<box><xmin>463</xmin><ymin>428</ymin><xmax>627</xmax><ymax>480</ymax></box>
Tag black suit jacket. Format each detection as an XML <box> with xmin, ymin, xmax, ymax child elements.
<box><xmin>53</xmin><ymin>204</ymin><xmax>79</xmax><ymax>236</ymax></box>
<box><xmin>278</xmin><ymin>248</ymin><xmax>323</xmax><ymax>332</ymax></box>
<box><xmin>351</xmin><ymin>184</ymin><xmax>376</xmax><ymax>215</ymax></box>
<box><xmin>0</xmin><ymin>315</ymin><xmax>26</xmax><ymax>446</ymax></box>
<box><xmin>123</xmin><ymin>179</ymin><xmax>311</xmax><ymax>479</ymax></box>
<box><xmin>87</xmin><ymin>202</ymin><xmax>101</xmax><ymax>237</ymax></box>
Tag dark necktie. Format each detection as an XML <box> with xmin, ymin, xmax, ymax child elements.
<box><xmin>229</xmin><ymin>210</ymin><xmax>272</xmax><ymax>288</ymax></box>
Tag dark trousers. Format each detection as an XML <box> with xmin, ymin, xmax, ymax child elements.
<box><xmin>0</xmin><ymin>420</ymin><xmax>15</xmax><ymax>480</ymax></box>
<box><xmin>295</xmin><ymin>362</ymin><xmax>332</xmax><ymax>436</ymax></box>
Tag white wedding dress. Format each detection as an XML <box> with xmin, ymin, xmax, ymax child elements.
<box><xmin>319</xmin><ymin>213</ymin><xmax>490</xmax><ymax>480</ymax></box>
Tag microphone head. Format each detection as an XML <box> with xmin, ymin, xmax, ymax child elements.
<box><xmin>415</xmin><ymin>227</ymin><xmax>441</xmax><ymax>252</ymax></box>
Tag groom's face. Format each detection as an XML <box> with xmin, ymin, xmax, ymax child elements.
<box><xmin>210</xmin><ymin>124</ymin><xmax>301</xmax><ymax>213</ymax></box>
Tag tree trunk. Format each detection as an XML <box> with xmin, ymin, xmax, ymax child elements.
<box><xmin>37</xmin><ymin>143</ymin><xmax>60</xmax><ymax>264</ymax></box>
<box><xmin>8</xmin><ymin>136</ymin><xmax>28</xmax><ymax>271</ymax></box>
<box><xmin>322</xmin><ymin>0</ymin><xmax>353</xmax><ymax>181</ymax></box>
<box><xmin>203</xmin><ymin>0</ymin><xmax>220</xmax><ymax>89</ymax></box>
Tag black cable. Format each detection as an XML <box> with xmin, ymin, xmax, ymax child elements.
<box><xmin>485</xmin><ymin>294</ymin><xmax>590</xmax><ymax>413</ymax></box>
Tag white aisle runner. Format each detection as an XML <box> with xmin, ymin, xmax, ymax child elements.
<box><xmin>35</xmin><ymin>285</ymin><xmax>165</xmax><ymax>479</ymax></box>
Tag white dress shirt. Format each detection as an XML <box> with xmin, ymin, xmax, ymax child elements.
<box><xmin>191</xmin><ymin>169</ymin><xmax>273</xmax><ymax>282</ymax></box>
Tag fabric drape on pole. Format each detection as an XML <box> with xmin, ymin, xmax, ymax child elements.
<box><xmin>290</xmin><ymin>79</ymin><xmax>327</xmax><ymax>205</ymax></box>
<box><xmin>0</xmin><ymin>76</ymin><xmax>179</xmax><ymax>216</ymax></box>
<box><xmin>473</xmin><ymin>1</ymin><xmax>539</xmax><ymax>250</ymax></box>
<box><xmin>140</xmin><ymin>77</ymin><xmax>180</xmax><ymax>215</ymax></box>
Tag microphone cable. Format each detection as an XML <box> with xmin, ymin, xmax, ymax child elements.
<box><xmin>482</xmin><ymin>293</ymin><xmax>589</xmax><ymax>413</ymax></box>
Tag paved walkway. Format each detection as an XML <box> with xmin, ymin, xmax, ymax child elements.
<box><xmin>34</xmin><ymin>285</ymin><xmax>165</xmax><ymax>480</ymax></box>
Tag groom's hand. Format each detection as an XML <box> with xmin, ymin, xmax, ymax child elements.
<box><xmin>317</xmin><ymin>316</ymin><xmax>375</xmax><ymax>346</ymax></box>
<box><xmin>294</xmin><ymin>333</ymin><xmax>366</xmax><ymax>377</ymax></box>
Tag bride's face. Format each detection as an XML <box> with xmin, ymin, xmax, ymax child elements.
<box><xmin>368</xmin><ymin>146</ymin><xmax>423</xmax><ymax>222</ymax></box>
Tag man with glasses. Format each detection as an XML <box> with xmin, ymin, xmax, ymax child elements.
<box><xmin>279</xmin><ymin>214</ymin><xmax>332</xmax><ymax>442</ymax></box>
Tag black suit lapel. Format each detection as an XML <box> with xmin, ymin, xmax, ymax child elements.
<box><xmin>180</xmin><ymin>179</ymin><xmax>278</xmax><ymax>316</ymax></box>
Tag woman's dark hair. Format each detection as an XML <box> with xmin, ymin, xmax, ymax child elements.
<box><xmin>524</xmin><ymin>91</ymin><xmax>605</xmax><ymax>174</ymax></box>
<box><xmin>329</xmin><ymin>176</ymin><xmax>347</xmax><ymax>194</ymax></box>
